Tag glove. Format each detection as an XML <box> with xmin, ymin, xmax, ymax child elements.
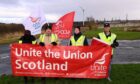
<box><xmin>51</xmin><ymin>42</ymin><xmax>57</xmax><ymax>46</ymax></box>
<box><xmin>111</xmin><ymin>43</ymin><xmax>116</xmax><ymax>48</ymax></box>
<box><xmin>39</xmin><ymin>42</ymin><xmax>45</xmax><ymax>46</ymax></box>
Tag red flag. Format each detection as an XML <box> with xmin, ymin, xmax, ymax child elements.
<box><xmin>52</xmin><ymin>11</ymin><xmax>75</xmax><ymax>39</ymax></box>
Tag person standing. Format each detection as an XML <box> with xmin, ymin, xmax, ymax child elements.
<box><xmin>38</xmin><ymin>24</ymin><xmax>59</xmax><ymax>46</ymax></box>
<box><xmin>18</xmin><ymin>30</ymin><xmax>36</xmax><ymax>84</ymax></box>
<box><xmin>97</xmin><ymin>23</ymin><xmax>119</xmax><ymax>81</ymax></box>
<box><xmin>69</xmin><ymin>26</ymin><xmax>88</xmax><ymax>46</ymax></box>
<box><xmin>19</xmin><ymin>30</ymin><xmax>36</xmax><ymax>44</ymax></box>
<box><xmin>38</xmin><ymin>24</ymin><xmax>48</xmax><ymax>44</ymax></box>
<box><xmin>38</xmin><ymin>24</ymin><xmax>59</xmax><ymax>84</ymax></box>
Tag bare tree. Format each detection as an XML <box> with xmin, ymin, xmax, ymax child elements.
<box><xmin>86</xmin><ymin>16</ymin><xmax>98</xmax><ymax>30</ymax></box>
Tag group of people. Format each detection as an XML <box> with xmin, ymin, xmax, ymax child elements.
<box><xmin>19</xmin><ymin>23</ymin><xmax>89</xmax><ymax>46</ymax></box>
<box><xmin>18</xmin><ymin>22</ymin><xmax>119</xmax><ymax>83</ymax></box>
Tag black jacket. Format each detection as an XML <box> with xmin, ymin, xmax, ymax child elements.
<box><xmin>19</xmin><ymin>35</ymin><xmax>36</xmax><ymax>44</ymax></box>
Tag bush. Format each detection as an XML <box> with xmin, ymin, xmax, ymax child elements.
<box><xmin>0</xmin><ymin>23</ymin><xmax>25</xmax><ymax>35</ymax></box>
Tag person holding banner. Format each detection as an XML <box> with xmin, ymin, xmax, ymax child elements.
<box><xmin>19</xmin><ymin>30</ymin><xmax>36</xmax><ymax>44</ymax></box>
<box><xmin>38</xmin><ymin>24</ymin><xmax>59</xmax><ymax>84</ymax></box>
<box><xmin>38</xmin><ymin>23</ymin><xmax>48</xmax><ymax>44</ymax></box>
<box><xmin>38</xmin><ymin>24</ymin><xmax>59</xmax><ymax>46</ymax></box>
<box><xmin>96</xmin><ymin>23</ymin><xmax>119</xmax><ymax>81</ymax></box>
<box><xmin>18</xmin><ymin>30</ymin><xmax>36</xmax><ymax>84</ymax></box>
<box><xmin>41</xmin><ymin>24</ymin><xmax>47</xmax><ymax>35</ymax></box>
<box><xmin>69</xmin><ymin>26</ymin><xmax>88</xmax><ymax>46</ymax></box>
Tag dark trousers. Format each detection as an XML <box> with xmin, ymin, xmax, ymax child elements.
<box><xmin>41</xmin><ymin>77</ymin><xmax>46</xmax><ymax>84</ymax></box>
<box><xmin>24</xmin><ymin>77</ymin><xmax>34</xmax><ymax>84</ymax></box>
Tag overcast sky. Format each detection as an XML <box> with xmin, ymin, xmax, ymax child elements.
<box><xmin>0</xmin><ymin>0</ymin><xmax>140</xmax><ymax>23</ymax></box>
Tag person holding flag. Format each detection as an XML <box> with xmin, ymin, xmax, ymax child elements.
<box><xmin>69</xmin><ymin>26</ymin><xmax>88</xmax><ymax>46</ymax></box>
<box><xmin>40</xmin><ymin>24</ymin><xmax>47</xmax><ymax>35</ymax></box>
<box><xmin>38</xmin><ymin>23</ymin><xmax>48</xmax><ymax>44</ymax></box>
<box><xmin>38</xmin><ymin>24</ymin><xmax>60</xmax><ymax>46</ymax></box>
<box><xmin>96</xmin><ymin>23</ymin><xmax>119</xmax><ymax>81</ymax></box>
<box><xmin>37</xmin><ymin>24</ymin><xmax>60</xmax><ymax>84</ymax></box>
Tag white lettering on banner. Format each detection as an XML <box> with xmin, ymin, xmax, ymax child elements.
<box><xmin>54</xmin><ymin>30</ymin><xmax>70</xmax><ymax>35</ymax></box>
<box><xmin>63</xmin><ymin>50</ymin><xmax>93</xmax><ymax>59</ymax></box>
<box><xmin>15</xmin><ymin>48</ymin><xmax>42</xmax><ymax>57</ymax></box>
<box><xmin>91</xmin><ymin>65</ymin><xmax>107</xmax><ymax>71</ymax></box>
<box><xmin>15</xmin><ymin>59</ymin><xmax>68</xmax><ymax>71</ymax></box>
<box><xmin>44</xmin><ymin>49</ymin><xmax>60</xmax><ymax>59</ymax></box>
<box><xmin>15</xmin><ymin>48</ymin><xmax>93</xmax><ymax>60</ymax></box>
<box><xmin>15</xmin><ymin>47</ymin><xmax>94</xmax><ymax>71</ymax></box>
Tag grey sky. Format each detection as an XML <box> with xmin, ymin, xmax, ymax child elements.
<box><xmin>0</xmin><ymin>0</ymin><xmax>140</xmax><ymax>23</ymax></box>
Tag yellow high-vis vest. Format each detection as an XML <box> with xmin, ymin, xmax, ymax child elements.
<box><xmin>39</xmin><ymin>34</ymin><xmax>58</xmax><ymax>43</ymax></box>
<box><xmin>98</xmin><ymin>32</ymin><xmax>117</xmax><ymax>54</ymax></box>
<box><xmin>70</xmin><ymin>35</ymin><xmax>85</xmax><ymax>46</ymax></box>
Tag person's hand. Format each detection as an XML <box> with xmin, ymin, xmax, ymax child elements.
<box><xmin>39</xmin><ymin>42</ymin><xmax>45</xmax><ymax>46</ymax></box>
<box><xmin>111</xmin><ymin>44</ymin><xmax>116</xmax><ymax>48</ymax></box>
<box><xmin>51</xmin><ymin>42</ymin><xmax>57</xmax><ymax>46</ymax></box>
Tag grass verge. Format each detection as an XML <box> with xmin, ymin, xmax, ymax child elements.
<box><xmin>0</xmin><ymin>32</ymin><xmax>23</xmax><ymax>45</ymax></box>
<box><xmin>0</xmin><ymin>64</ymin><xmax>140</xmax><ymax>84</ymax></box>
<box><xmin>83</xmin><ymin>27</ymin><xmax>140</xmax><ymax>40</ymax></box>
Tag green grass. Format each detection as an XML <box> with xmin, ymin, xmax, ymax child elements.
<box><xmin>83</xmin><ymin>27</ymin><xmax>140</xmax><ymax>40</ymax></box>
<box><xmin>0</xmin><ymin>64</ymin><xmax>140</xmax><ymax>84</ymax></box>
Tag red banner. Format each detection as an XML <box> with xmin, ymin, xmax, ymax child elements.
<box><xmin>52</xmin><ymin>11</ymin><xmax>75</xmax><ymax>39</ymax></box>
<box><xmin>11</xmin><ymin>38</ymin><xmax>112</xmax><ymax>79</ymax></box>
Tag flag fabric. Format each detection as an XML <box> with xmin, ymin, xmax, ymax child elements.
<box><xmin>23</xmin><ymin>8</ymin><xmax>46</xmax><ymax>35</ymax></box>
<box><xmin>52</xmin><ymin>11</ymin><xmax>75</xmax><ymax>39</ymax></box>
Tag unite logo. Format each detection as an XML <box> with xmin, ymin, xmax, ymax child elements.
<box><xmin>91</xmin><ymin>53</ymin><xmax>109</xmax><ymax>71</ymax></box>
<box><xmin>54</xmin><ymin>20</ymin><xmax>70</xmax><ymax>35</ymax></box>
<box><xmin>29</xmin><ymin>16</ymin><xmax>41</xmax><ymax>29</ymax></box>
<box><xmin>94</xmin><ymin>53</ymin><xmax>109</xmax><ymax>65</ymax></box>
<box><xmin>56</xmin><ymin>20</ymin><xmax>65</xmax><ymax>29</ymax></box>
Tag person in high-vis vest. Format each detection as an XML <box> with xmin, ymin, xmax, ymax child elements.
<box><xmin>97</xmin><ymin>23</ymin><xmax>119</xmax><ymax>82</ymax></box>
<box><xmin>38</xmin><ymin>24</ymin><xmax>59</xmax><ymax>46</ymax></box>
<box><xmin>38</xmin><ymin>23</ymin><xmax>48</xmax><ymax>43</ymax></box>
<box><xmin>18</xmin><ymin>30</ymin><xmax>36</xmax><ymax>84</ymax></box>
<box><xmin>69</xmin><ymin>26</ymin><xmax>88</xmax><ymax>46</ymax></box>
<box><xmin>38</xmin><ymin>24</ymin><xmax>59</xmax><ymax>84</ymax></box>
<box><xmin>19</xmin><ymin>30</ymin><xmax>36</xmax><ymax>44</ymax></box>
